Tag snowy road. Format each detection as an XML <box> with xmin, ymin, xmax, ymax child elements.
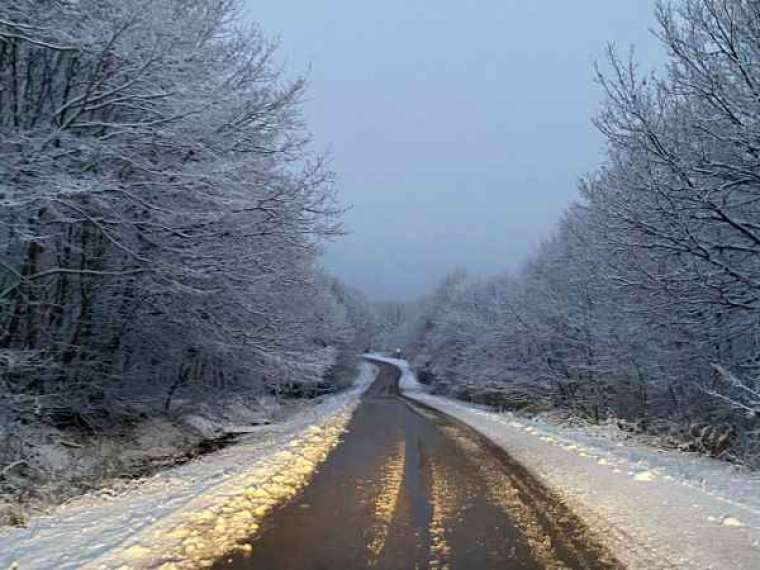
<box><xmin>4</xmin><ymin>358</ymin><xmax>759</xmax><ymax>569</ymax></box>
<box><xmin>377</xmin><ymin>357</ymin><xmax>760</xmax><ymax>570</ymax></box>
<box><xmin>0</xmin><ymin>363</ymin><xmax>378</xmax><ymax>570</ymax></box>
<box><xmin>214</xmin><ymin>360</ymin><xmax>620</xmax><ymax>570</ymax></box>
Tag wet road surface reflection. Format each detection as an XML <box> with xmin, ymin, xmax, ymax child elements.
<box><xmin>213</xmin><ymin>362</ymin><xmax>621</xmax><ymax>570</ymax></box>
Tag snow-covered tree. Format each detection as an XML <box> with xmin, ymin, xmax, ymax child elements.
<box><xmin>402</xmin><ymin>0</ymin><xmax>760</xmax><ymax>466</ymax></box>
<box><xmin>0</xmin><ymin>0</ymin><xmax>368</xmax><ymax>430</ymax></box>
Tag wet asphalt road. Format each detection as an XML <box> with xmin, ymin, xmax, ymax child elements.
<box><xmin>213</xmin><ymin>360</ymin><xmax>620</xmax><ymax>570</ymax></box>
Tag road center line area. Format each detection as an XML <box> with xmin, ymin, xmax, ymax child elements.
<box><xmin>213</xmin><ymin>361</ymin><xmax>622</xmax><ymax>570</ymax></box>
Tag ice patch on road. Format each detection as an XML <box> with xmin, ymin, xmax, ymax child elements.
<box><xmin>366</xmin><ymin>440</ymin><xmax>406</xmax><ymax>565</ymax></box>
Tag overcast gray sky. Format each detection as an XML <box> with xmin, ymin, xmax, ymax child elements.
<box><xmin>244</xmin><ymin>1</ymin><xmax>664</xmax><ymax>300</ymax></box>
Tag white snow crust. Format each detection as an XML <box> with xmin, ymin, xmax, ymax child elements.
<box><xmin>0</xmin><ymin>362</ymin><xmax>378</xmax><ymax>570</ymax></box>
<box><xmin>387</xmin><ymin>358</ymin><xmax>760</xmax><ymax>569</ymax></box>
<box><xmin>364</xmin><ymin>353</ymin><xmax>424</xmax><ymax>393</ymax></box>
<box><xmin>7</xmin><ymin>355</ymin><xmax>759</xmax><ymax>569</ymax></box>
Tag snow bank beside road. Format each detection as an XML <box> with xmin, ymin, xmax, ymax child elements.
<box><xmin>388</xmin><ymin>358</ymin><xmax>760</xmax><ymax>570</ymax></box>
<box><xmin>0</xmin><ymin>362</ymin><xmax>378</xmax><ymax>570</ymax></box>
<box><xmin>364</xmin><ymin>354</ymin><xmax>424</xmax><ymax>393</ymax></box>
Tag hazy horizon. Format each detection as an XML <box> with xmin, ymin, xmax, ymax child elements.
<box><xmin>245</xmin><ymin>1</ymin><xmax>664</xmax><ymax>301</ymax></box>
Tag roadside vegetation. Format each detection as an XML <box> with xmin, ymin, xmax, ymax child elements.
<box><xmin>0</xmin><ymin>0</ymin><xmax>375</xmax><ymax>523</ymax></box>
<box><xmin>384</xmin><ymin>0</ymin><xmax>760</xmax><ymax>468</ymax></box>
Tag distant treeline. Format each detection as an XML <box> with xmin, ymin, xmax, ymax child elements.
<box><xmin>388</xmin><ymin>0</ymin><xmax>760</xmax><ymax>467</ymax></box>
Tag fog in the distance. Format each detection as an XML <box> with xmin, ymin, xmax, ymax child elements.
<box><xmin>245</xmin><ymin>1</ymin><xmax>664</xmax><ymax>300</ymax></box>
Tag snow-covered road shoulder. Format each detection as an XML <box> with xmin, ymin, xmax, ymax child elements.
<box><xmin>373</xmin><ymin>355</ymin><xmax>760</xmax><ymax>570</ymax></box>
<box><xmin>364</xmin><ymin>354</ymin><xmax>424</xmax><ymax>394</ymax></box>
<box><xmin>0</xmin><ymin>362</ymin><xmax>378</xmax><ymax>570</ymax></box>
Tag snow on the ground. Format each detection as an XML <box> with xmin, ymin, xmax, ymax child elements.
<box><xmin>364</xmin><ymin>354</ymin><xmax>423</xmax><ymax>393</ymax></box>
<box><xmin>0</xmin><ymin>362</ymin><xmax>378</xmax><ymax>570</ymax></box>
<box><xmin>382</xmin><ymin>357</ymin><xmax>760</xmax><ymax>570</ymax></box>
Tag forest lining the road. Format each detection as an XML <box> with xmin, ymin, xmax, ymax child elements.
<box><xmin>0</xmin><ymin>0</ymin><xmax>376</xmax><ymax>524</ymax></box>
<box><xmin>375</xmin><ymin>0</ymin><xmax>760</xmax><ymax>472</ymax></box>
<box><xmin>376</xmin><ymin>355</ymin><xmax>760</xmax><ymax>570</ymax></box>
<box><xmin>3</xmin><ymin>1</ymin><xmax>760</xmax><ymax>567</ymax></box>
